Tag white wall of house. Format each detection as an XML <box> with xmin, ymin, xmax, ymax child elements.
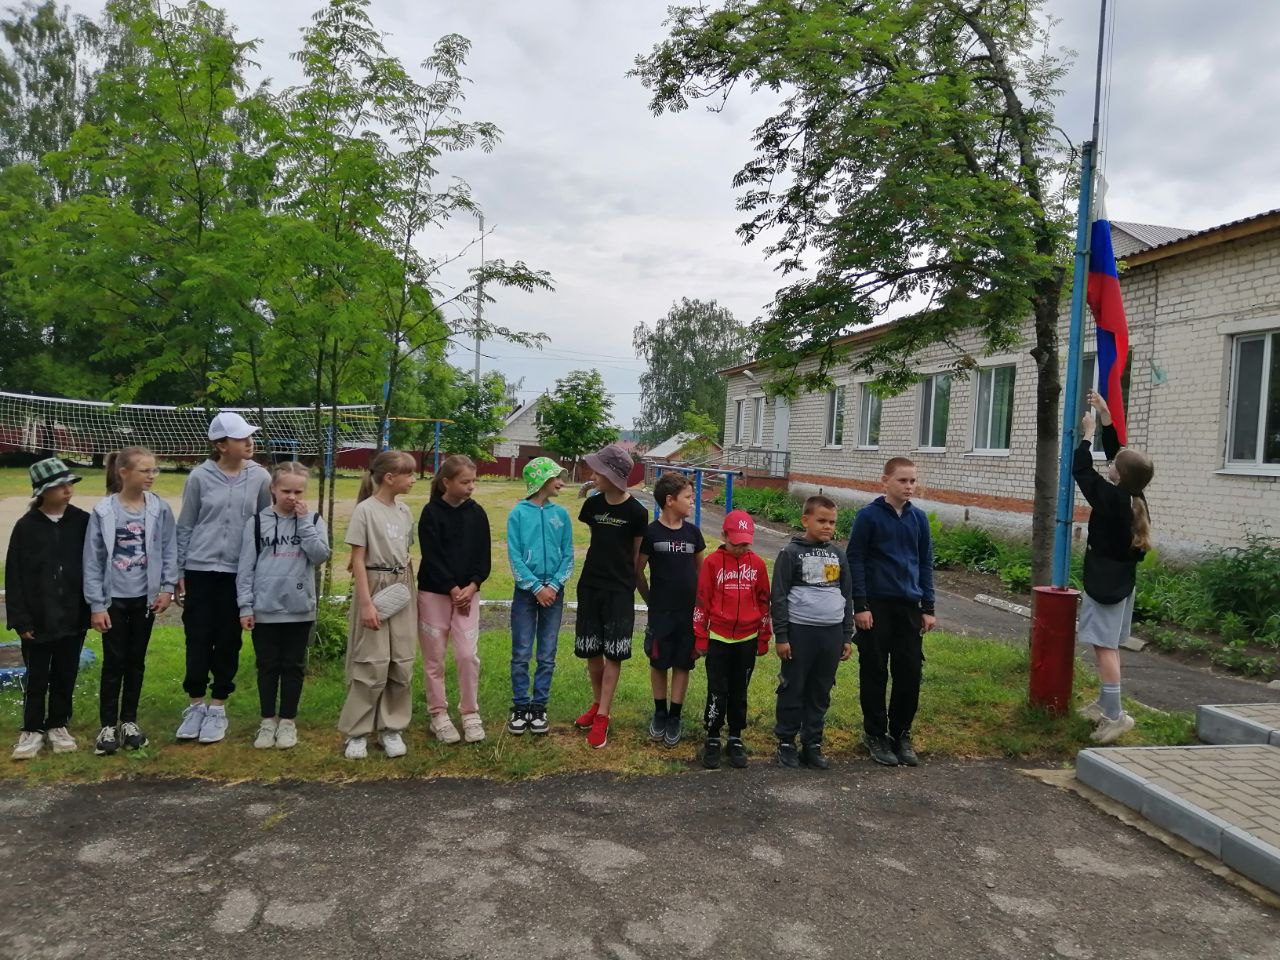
<box><xmin>492</xmin><ymin>396</ymin><xmax>544</xmax><ymax>459</ymax></box>
<box><xmin>723</xmin><ymin>223</ymin><xmax>1280</xmax><ymax>556</ymax></box>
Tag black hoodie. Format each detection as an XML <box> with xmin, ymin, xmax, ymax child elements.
<box><xmin>417</xmin><ymin>495</ymin><xmax>492</xmax><ymax>594</ymax></box>
<box><xmin>5</xmin><ymin>505</ymin><xmax>91</xmax><ymax>639</ymax></box>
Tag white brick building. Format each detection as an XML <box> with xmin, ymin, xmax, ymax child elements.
<box><xmin>720</xmin><ymin>210</ymin><xmax>1280</xmax><ymax>556</ymax></box>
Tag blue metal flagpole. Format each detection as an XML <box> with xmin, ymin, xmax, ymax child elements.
<box><xmin>1051</xmin><ymin>140</ymin><xmax>1096</xmax><ymax>587</ymax></box>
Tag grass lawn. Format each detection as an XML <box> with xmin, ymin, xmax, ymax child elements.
<box><xmin>0</xmin><ymin>624</ymin><xmax>1192</xmax><ymax>784</ymax></box>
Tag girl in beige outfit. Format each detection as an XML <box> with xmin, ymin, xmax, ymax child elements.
<box><xmin>338</xmin><ymin>451</ymin><xmax>418</xmax><ymax>759</ymax></box>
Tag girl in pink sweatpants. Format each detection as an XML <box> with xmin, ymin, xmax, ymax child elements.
<box><xmin>416</xmin><ymin>455</ymin><xmax>491</xmax><ymax>745</ymax></box>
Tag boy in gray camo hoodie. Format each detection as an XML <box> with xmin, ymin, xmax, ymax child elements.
<box><xmin>770</xmin><ymin>494</ymin><xmax>853</xmax><ymax>770</ymax></box>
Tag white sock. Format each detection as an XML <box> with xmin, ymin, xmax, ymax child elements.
<box><xmin>1100</xmin><ymin>683</ymin><xmax>1122</xmax><ymax>722</ymax></box>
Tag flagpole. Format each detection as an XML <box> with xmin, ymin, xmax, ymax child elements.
<box><xmin>1050</xmin><ymin>0</ymin><xmax>1110</xmax><ymax>589</ymax></box>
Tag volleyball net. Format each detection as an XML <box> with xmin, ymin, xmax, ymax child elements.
<box><xmin>0</xmin><ymin>391</ymin><xmax>379</xmax><ymax>458</ymax></box>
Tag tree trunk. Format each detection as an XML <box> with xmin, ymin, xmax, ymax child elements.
<box><xmin>323</xmin><ymin>338</ymin><xmax>340</xmax><ymax>597</ymax></box>
<box><xmin>1029</xmin><ymin>272</ymin><xmax>1067</xmax><ymax>587</ymax></box>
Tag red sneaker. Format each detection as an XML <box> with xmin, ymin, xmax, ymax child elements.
<box><xmin>587</xmin><ymin>714</ymin><xmax>610</xmax><ymax>749</ymax></box>
<box><xmin>574</xmin><ymin>703</ymin><xmax>600</xmax><ymax>730</ymax></box>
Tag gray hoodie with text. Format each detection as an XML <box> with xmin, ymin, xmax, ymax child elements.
<box><xmin>770</xmin><ymin>536</ymin><xmax>854</xmax><ymax>644</ymax></box>
<box><xmin>236</xmin><ymin>508</ymin><xmax>330</xmax><ymax>623</ymax></box>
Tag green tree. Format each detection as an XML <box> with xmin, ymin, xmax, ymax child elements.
<box><xmin>679</xmin><ymin>405</ymin><xmax>720</xmax><ymax>461</ymax></box>
<box><xmin>439</xmin><ymin>369</ymin><xmax>511</xmax><ymax>461</ymax></box>
<box><xmin>537</xmin><ymin>369</ymin><xmax>617</xmax><ymax>470</ymax></box>
<box><xmin>632</xmin><ymin>297</ymin><xmax>748</xmax><ymax>446</ymax></box>
<box><xmin>634</xmin><ymin>0</ymin><xmax>1074</xmax><ymax>584</ymax></box>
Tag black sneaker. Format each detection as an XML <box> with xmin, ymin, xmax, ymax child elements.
<box><xmin>701</xmin><ymin>737</ymin><xmax>722</xmax><ymax>769</ymax></box>
<box><xmin>94</xmin><ymin>725</ymin><xmax>119</xmax><ymax>756</ymax></box>
<box><xmin>863</xmin><ymin>733</ymin><xmax>900</xmax><ymax>767</ymax></box>
<box><xmin>527</xmin><ymin>704</ymin><xmax>550</xmax><ymax>735</ymax></box>
<box><xmin>506</xmin><ymin>704</ymin><xmax>529</xmax><ymax>736</ymax></box>
<box><xmin>726</xmin><ymin>737</ymin><xmax>748</xmax><ymax>769</ymax></box>
<box><xmin>120</xmin><ymin>721</ymin><xmax>148</xmax><ymax>750</ymax></box>
<box><xmin>776</xmin><ymin>741</ymin><xmax>800</xmax><ymax>768</ymax></box>
<box><xmin>663</xmin><ymin>712</ymin><xmax>682</xmax><ymax>747</ymax></box>
<box><xmin>800</xmin><ymin>743</ymin><xmax>830</xmax><ymax>770</ymax></box>
<box><xmin>648</xmin><ymin>710</ymin><xmax>667</xmax><ymax>742</ymax></box>
<box><xmin>893</xmin><ymin>732</ymin><xmax>919</xmax><ymax>767</ymax></box>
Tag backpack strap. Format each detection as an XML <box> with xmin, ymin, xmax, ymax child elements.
<box><xmin>255</xmin><ymin>512</ymin><xmax>262</xmax><ymax>552</ymax></box>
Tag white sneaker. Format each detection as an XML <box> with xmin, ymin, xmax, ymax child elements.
<box><xmin>460</xmin><ymin>712</ymin><xmax>486</xmax><ymax>744</ymax></box>
<box><xmin>429</xmin><ymin>713</ymin><xmax>461</xmax><ymax>744</ymax></box>
<box><xmin>274</xmin><ymin>719</ymin><xmax>298</xmax><ymax>750</ymax></box>
<box><xmin>344</xmin><ymin>736</ymin><xmax>368</xmax><ymax>760</ymax></box>
<box><xmin>1077</xmin><ymin>700</ymin><xmax>1105</xmax><ymax>723</ymax></box>
<box><xmin>176</xmin><ymin>703</ymin><xmax>207</xmax><ymax>740</ymax></box>
<box><xmin>254</xmin><ymin>718</ymin><xmax>278</xmax><ymax>749</ymax></box>
<box><xmin>198</xmin><ymin>708</ymin><xmax>228</xmax><ymax>744</ymax></box>
<box><xmin>12</xmin><ymin>730</ymin><xmax>43</xmax><ymax>760</ymax></box>
<box><xmin>1091</xmin><ymin>712</ymin><xmax>1136</xmax><ymax>745</ymax></box>
<box><xmin>379</xmin><ymin>730</ymin><xmax>407</xmax><ymax>758</ymax></box>
<box><xmin>46</xmin><ymin>727</ymin><xmax>77</xmax><ymax>753</ymax></box>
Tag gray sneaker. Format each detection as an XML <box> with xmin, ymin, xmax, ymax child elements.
<box><xmin>198</xmin><ymin>709</ymin><xmax>228</xmax><ymax>744</ymax></box>
<box><xmin>663</xmin><ymin>712</ymin><xmax>682</xmax><ymax>747</ymax></box>
<box><xmin>176</xmin><ymin>703</ymin><xmax>207</xmax><ymax>740</ymax></box>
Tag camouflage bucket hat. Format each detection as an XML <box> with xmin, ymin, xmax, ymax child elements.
<box><xmin>523</xmin><ymin>457</ymin><xmax>567</xmax><ymax>497</ymax></box>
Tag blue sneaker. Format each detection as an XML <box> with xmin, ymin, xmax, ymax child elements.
<box><xmin>176</xmin><ymin>703</ymin><xmax>206</xmax><ymax>740</ymax></box>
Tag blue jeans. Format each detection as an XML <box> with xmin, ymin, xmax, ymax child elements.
<box><xmin>510</xmin><ymin>588</ymin><xmax>564</xmax><ymax>706</ymax></box>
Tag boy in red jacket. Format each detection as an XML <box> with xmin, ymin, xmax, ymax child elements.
<box><xmin>693</xmin><ymin>510</ymin><xmax>771</xmax><ymax>769</ymax></box>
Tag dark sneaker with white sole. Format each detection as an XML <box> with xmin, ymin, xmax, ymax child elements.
<box><xmin>893</xmin><ymin>733</ymin><xmax>919</xmax><ymax>766</ymax></box>
<box><xmin>648</xmin><ymin>710</ymin><xmax>667</xmax><ymax>742</ymax></box>
<box><xmin>663</xmin><ymin>713</ymin><xmax>683</xmax><ymax>747</ymax></box>
<box><xmin>120</xmin><ymin>721</ymin><xmax>148</xmax><ymax>750</ymax></box>
<box><xmin>726</xmin><ymin>738</ymin><xmax>748</xmax><ymax>769</ymax></box>
<box><xmin>506</xmin><ymin>704</ymin><xmax>529</xmax><ymax>736</ymax></box>
<box><xmin>863</xmin><ymin>733</ymin><xmax>900</xmax><ymax>767</ymax></box>
<box><xmin>528</xmin><ymin>704</ymin><xmax>550</xmax><ymax>735</ymax></box>
<box><xmin>94</xmin><ymin>725</ymin><xmax>119</xmax><ymax>756</ymax></box>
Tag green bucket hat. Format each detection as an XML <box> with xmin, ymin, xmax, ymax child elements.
<box><xmin>523</xmin><ymin>457</ymin><xmax>567</xmax><ymax>497</ymax></box>
<box><xmin>29</xmin><ymin>457</ymin><xmax>81</xmax><ymax>497</ymax></box>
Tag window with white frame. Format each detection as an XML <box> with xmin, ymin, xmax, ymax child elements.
<box><xmin>972</xmin><ymin>365</ymin><xmax>1015</xmax><ymax>452</ymax></box>
<box><xmin>734</xmin><ymin>399</ymin><xmax>746</xmax><ymax>444</ymax></box>
<box><xmin>752</xmin><ymin>396</ymin><xmax>765</xmax><ymax>446</ymax></box>
<box><xmin>918</xmin><ymin>374</ymin><xmax>952</xmax><ymax>449</ymax></box>
<box><xmin>858</xmin><ymin>384</ymin><xmax>882</xmax><ymax>447</ymax></box>
<box><xmin>825</xmin><ymin>386</ymin><xmax>845</xmax><ymax>446</ymax></box>
<box><xmin>1227</xmin><ymin>330</ymin><xmax>1280</xmax><ymax>467</ymax></box>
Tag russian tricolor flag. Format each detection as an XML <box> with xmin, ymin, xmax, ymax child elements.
<box><xmin>1086</xmin><ymin>215</ymin><xmax>1129</xmax><ymax>445</ymax></box>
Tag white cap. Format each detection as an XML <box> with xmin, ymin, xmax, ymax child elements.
<box><xmin>207</xmin><ymin>411</ymin><xmax>260</xmax><ymax>441</ymax></box>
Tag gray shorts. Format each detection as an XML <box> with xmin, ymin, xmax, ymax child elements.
<box><xmin>1078</xmin><ymin>590</ymin><xmax>1136</xmax><ymax>650</ymax></box>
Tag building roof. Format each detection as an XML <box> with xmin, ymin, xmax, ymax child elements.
<box><xmin>646</xmin><ymin>431</ymin><xmax>709</xmax><ymax>459</ymax></box>
<box><xmin>504</xmin><ymin>393</ymin><xmax>545</xmax><ymax>426</ymax></box>
<box><xmin>1110</xmin><ymin>220</ymin><xmax>1193</xmax><ymax>259</ymax></box>
<box><xmin>718</xmin><ymin>205</ymin><xmax>1280</xmax><ymax>377</ymax></box>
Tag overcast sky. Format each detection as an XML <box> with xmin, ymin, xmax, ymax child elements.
<box><xmin>64</xmin><ymin>1</ymin><xmax>1280</xmax><ymax>427</ymax></box>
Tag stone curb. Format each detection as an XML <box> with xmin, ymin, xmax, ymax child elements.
<box><xmin>1196</xmin><ymin>704</ymin><xmax>1276</xmax><ymax>745</ymax></box>
<box><xmin>1076</xmin><ymin>744</ymin><xmax>1280</xmax><ymax>894</ymax></box>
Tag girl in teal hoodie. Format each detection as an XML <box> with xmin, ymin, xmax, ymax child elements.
<box><xmin>506</xmin><ymin>458</ymin><xmax>574</xmax><ymax>735</ymax></box>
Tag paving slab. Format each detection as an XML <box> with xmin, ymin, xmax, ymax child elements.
<box><xmin>1078</xmin><ymin>743</ymin><xmax>1280</xmax><ymax>894</ymax></box>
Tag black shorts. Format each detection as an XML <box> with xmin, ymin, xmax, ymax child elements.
<box><xmin>575</xmin><ymin>585</ymin><xmax>634</xmax><ymax>661</ymax></box>
<box><xmin>644</xmin><ymin>618</ymin><xmax>696</xmax><ymax>672</ymax></box>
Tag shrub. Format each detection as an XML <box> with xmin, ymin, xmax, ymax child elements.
<box><xmin>1195</xmin><ymin>533</ymin><xmax>1280</xmax><ymax>636</ymax></box>
<box><xmin>312</xmin><ymin>596</ymin><xmax>351</xmax><ymax>665</ymax></box>
<box><xmin>932</xmin><ymin>523</ymin><xmax>1000</xmax><ymax>571</ymax></box>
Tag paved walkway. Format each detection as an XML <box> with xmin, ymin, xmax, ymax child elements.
<box><xmin>2</xmin><ymin>762</ymin><xmax>1277</xmax><ymax>959</ymax></box>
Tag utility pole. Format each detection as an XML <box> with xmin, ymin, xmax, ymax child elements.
<box><xmin>475</xmin><ymin>214</ymin><xmax>484</xmax><ymax>388</ymax></box>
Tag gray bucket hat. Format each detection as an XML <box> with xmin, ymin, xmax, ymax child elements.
<box><xmin>583</xmin><ymin>443</ymin><xmax>632</xmax><ymax>492</ymax></box>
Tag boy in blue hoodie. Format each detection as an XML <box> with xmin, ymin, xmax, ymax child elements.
<box><xmin>506</xmin><ymin>458</ymin><xmax>574</xmax><ymax>735</ymax></box>
<box><xmin>847</xmin><ymin>456</ymin><xmax>937</xmax><ymax>768</ymax></box>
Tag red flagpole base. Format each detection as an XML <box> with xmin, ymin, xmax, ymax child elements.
<box><xmin>1029</xmin><ymin>586</ymin><xmax>1081</xmax><ymax>715</ymax></box>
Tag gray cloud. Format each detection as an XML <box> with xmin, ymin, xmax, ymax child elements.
<box><xmin>58</xmin><ymin>0</ymin><xmax>1280</xmax><ymax>426</ymax></box>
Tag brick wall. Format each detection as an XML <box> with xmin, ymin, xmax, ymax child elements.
<box><xmin>722</xmin><ymin>227</ymin><xmax>1280</xmax><ymax>555</ymax></box>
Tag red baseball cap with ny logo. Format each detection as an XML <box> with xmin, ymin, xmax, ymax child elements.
<box><xmin>722</xmin><ymin>509</ymin><xmax>755</xmax><ymax>545</ymax></box>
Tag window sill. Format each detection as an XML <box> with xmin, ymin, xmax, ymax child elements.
<box><xmin>855</xmin><ymin>445</ymin><xmax>880</xmax><ymax>452</ymax></box>
<box><xmin>915</xmin><ymin>446</ymin><xmax>947</xmax><ymax>454</ymax></box>
<box><xmin>1215</xmin><ymin>465</ymin><xmax>1280</xmax><ymax>479</ymax></box>
<box><xmin>823</xmin><ymin>444</ymin><xmax>844</xmax><ymax>450</ymax></box>
<box><xmin>966</xmin><ymin>449</ymin><xmax>1011</xmax><ymax>458</ymax></box>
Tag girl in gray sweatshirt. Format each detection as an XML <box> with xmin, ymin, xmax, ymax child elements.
<box><xmin>236</xmin><ymin>462</ymin><xmax>330</xmax><ymax>749</ymax></box>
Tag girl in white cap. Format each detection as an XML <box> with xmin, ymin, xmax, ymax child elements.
<box><xmin>174</xmin><ymin>411</ymin><xmax>271</xmax><ymax>745</ymax></box>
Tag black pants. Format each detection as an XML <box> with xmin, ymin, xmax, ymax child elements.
<box><xmin>704</xmin><ymin>639</ymin><xmax>756</xmax><ymax>738</ymax></box>
<box><xmin>182</xmin><ymin>570</ymin><xmax>243</xmax><ymax>700</ymax></box>
<box><xmin>773</xmin><ymin>623</ymin><xmax>845</xmax><ymax>746</ymax></box>
<box><xmin>253</xmin><ymin>621</ymin><xmax>311</xmax><ymax>719</ymax></box>
<box><xmin>21</xmin><ymin>634</ymin><xmax>83</xmax><ymax>732</ymax></box>
<box><xmin>857</xmin><ymin>598</ymin><xmax>924</xmax><ymax>738</ymax></box>
<box><xmin>100</xmin><ymin>597</ymin><xmax>156</xmax><ymax>726</ymax></box>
